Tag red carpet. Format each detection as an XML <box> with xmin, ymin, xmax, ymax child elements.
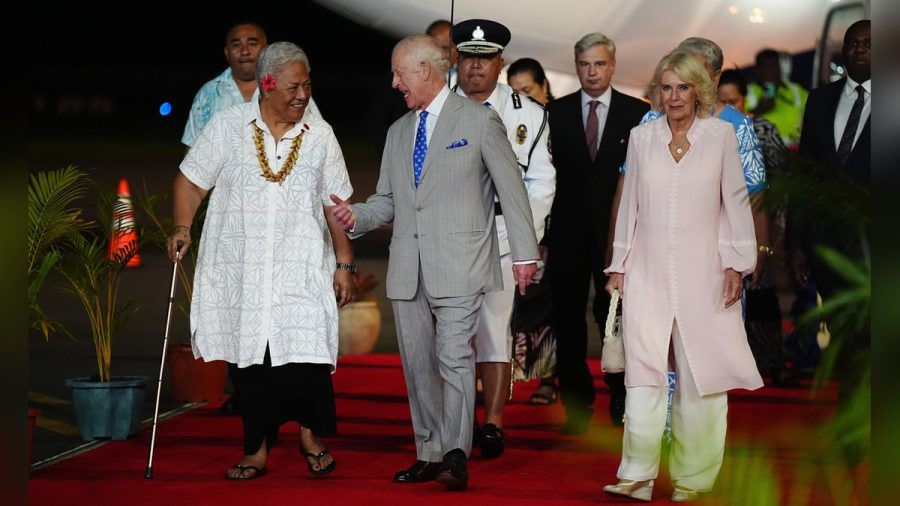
<box><xmin>29</xmin><ymin>355</ymin><xmax>844</xmax><ymax>505</ymax></box>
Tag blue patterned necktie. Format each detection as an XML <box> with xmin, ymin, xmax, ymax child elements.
<box><xmin>484</xmin><ymin>101</ymin><xmax>492</xmax><ymax>108</ymax></box>
<box><xmin>413</xmin><ymin>110</ymin><xmax>429</xmax><ymax>187</ymax></box>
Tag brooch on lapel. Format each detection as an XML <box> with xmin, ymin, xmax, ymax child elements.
<box><xmin>446</xmin><ymin>138</ymin><xmax>469</xmax><ymax>149</ymax></box>
<box><xmin>516</xmin><ymin>124</ymin><xmax>527</xmax><ymax>145</ymax></box>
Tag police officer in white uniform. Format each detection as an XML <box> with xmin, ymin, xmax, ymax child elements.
<box><xmin>452</xmin><ymin>19</ymin><xmax>555</xmax><ymax>458</ymax></box>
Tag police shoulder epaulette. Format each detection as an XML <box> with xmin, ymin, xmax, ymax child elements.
<box><xmin>511</xmin><ymin>92</ymin><xmax>522</xmax><ymax>109</ymax></box>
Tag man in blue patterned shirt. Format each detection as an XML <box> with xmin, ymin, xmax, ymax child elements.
<box><xmin>182</xmin><ymin>22</ymin><xmax>321</xmax><ymax>149</ymax></box>
<box><xmin>614</xmin><ymin>37</ymin><xmax>769</xmax><ymax>284</ymax></box>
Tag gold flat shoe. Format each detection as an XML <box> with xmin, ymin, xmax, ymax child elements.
<box><xmin>603</xmin><ymin>479</ymin><xmax>653</xmax><ymax>502</ymax></box>
<box><xmin>671</xmin><ymin>486</ymin><xmax>700</xmax><ymax>502</ymax></box>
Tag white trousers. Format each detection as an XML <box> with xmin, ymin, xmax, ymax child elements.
<box><xmin>474</xmin><ymin>252</ymin><xmax>514</xmax><ymax>363</ymax></box>
<box><xmin>617</xmin><ymin>321</ymin><xmax>728</xmax><ymax>492</ymax></box>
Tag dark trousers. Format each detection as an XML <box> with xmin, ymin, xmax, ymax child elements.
<box><xmin>548</xmin><ymin>244</ymin><xmax>625</xmax><ymax>418</ymax></box>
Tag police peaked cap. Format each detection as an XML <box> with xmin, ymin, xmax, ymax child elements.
<box><xmin>452</xmin><ymin>19</ymin><xmax>511</xmax><ymax>55</ymax></box>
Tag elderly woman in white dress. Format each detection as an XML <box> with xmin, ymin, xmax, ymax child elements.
<box><xmin>602</xmin><ymin>50</ymin><xmax>763</xmax><ymax>502</ymax></box>
<box><xmin>167</xmin><ymin>42</ymin><xmax>354</xmax><ymax>480</ymax></box>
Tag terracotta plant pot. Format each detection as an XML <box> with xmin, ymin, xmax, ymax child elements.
<box><xmin>28</xmin><ymin>407</ymin><xmax>40</xmax><ymax>467</ymax></box>
<box><xmin>338</xmin><ymin>299</ymin><xmax>381</xmax><ymax>355</ymax></box>
<box><xmin>167</xmin><ymin>343</ymin><xmax>227</xmax><ymax>403</ymax></box>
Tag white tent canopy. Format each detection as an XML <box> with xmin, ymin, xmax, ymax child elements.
<box><xmin>313</xmin><ymin>0</ymin><xmax>832</xmax><ymax>98</ymax></box>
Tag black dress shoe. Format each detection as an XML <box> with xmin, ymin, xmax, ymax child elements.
<box><xmin>435</xmin><ymin>449</ymin><xmax>468</xmax><ymax>491</ymax></box>
<box><xmin>561</xmin><ymin>408</ymin><xmax>592</xmax><ymax>435</ymax></box>
<box><xmin>477</xmin><ymin>423</ymin><xmax>504</xmax><ymax>458</ymax></box>
<box><xmin>609</xmin><ymin>397</ymin><xmax>625</xmax><ymax>427</ymax></box>
<box><xmin>393</xmin><ymin>460</ymin><xmax>442</xmax><ymax>483</ymax></box>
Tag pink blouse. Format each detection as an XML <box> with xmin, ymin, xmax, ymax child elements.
<box><xmin>605</xmin><ymin>117</ymin><xmax>763</xmax><ymax>396</ymax></box>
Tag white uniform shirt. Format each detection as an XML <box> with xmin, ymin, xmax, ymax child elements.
<box><xmin>180</xmin><ymin>101</ymin><xmax>352</xmax><ymax>369</ymax></box>
<box><xmin>456</xmin><ymin>82</ymin><xmax>555</xmax><ymax>255</ymax></box>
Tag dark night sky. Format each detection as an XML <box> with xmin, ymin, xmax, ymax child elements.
<box><xmin>32</xmin><ymin>1</ymin><xmax>403</xmax><ymax>136</ymax></box>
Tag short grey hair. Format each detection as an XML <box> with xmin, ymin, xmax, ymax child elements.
<box><xmin>255</xmin><ymin>42</ymin><xmax>311</xmax><ymax>93</ymax></box>
<box><xmin>394</xmin><ymin>34</ymin><xmax>451</xmax><ymax>73</ymax></box>
<box><xmin>677</xmin><ymin>37</ymin><xmax>723</xmax><ymax>74</ymax></box>
<box><xmin>574</xmin><ymin>33</ymin><xmax>616</xmax><ymax>60</ymax></box>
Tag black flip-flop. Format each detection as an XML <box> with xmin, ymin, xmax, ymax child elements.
<box><xmin>301</xmin><ymin>449</ymin><xmax>336</xmax><ymax>477</ymax></box>
<box><xmin>225</xmin><ymin>463</ymin><xmax>267</xmax><ymax>480</ymax></box>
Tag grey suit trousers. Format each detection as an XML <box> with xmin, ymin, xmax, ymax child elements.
<box><xmin>391</xmin><ymin>271</ymin><xmax>483</xmax><ymax>461</ymax></box>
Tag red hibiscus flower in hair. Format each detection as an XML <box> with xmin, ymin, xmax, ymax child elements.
<box><xmin>261</xmin><ymin>74</ymin><xmax>277</xmax><ymax>93</ymax></box>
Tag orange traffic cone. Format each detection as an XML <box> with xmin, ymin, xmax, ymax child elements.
<box><xmin>109</xmin><ymin>178</ymin><xmax>141</xmax><ymax>267</ymax></box>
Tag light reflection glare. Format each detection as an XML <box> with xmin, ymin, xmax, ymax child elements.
<box><xmin>749</xmin><ymin>7</ymin><xmax>765</xmax><ymax>24</ymax></box>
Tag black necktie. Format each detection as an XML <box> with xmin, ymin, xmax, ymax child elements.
<box><xmin>837</xmin><ymin>85</ymin><xmax>865</xmax><ymax>165</ymax></box>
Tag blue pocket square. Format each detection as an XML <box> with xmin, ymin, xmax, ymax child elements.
<box><xmin>446</xmin><ymin>139</ymin><xmax>468</xmax><ymax>149</ymax></box>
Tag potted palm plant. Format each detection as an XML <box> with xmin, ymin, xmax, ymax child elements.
<box><xmin>132</xmin><ymin>185</ymin><xmax>226</xmax><ymax>403</ymax></box>
<box><xmin>60</xmin><ymin>181</ymin><xmax>148</xmax><ymax>441</ymax></box>
<box><xmin>338</xmin><ymin>272</ymin><xmax>382</xmax><ymax>355</ymax></box>
<box><xmin>27</xmin><ymin>165</ymin><xmax>89</xmax><ymax>458</ymax></box>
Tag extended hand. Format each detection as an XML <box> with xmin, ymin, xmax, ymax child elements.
<box><xmin>605</xmin><ymin>272</ymin><xmax>624</xmax><ymax>298</ymax></box>
<box><xmin>512</xmin><ymin>263</ymin><xmax>537</xmax><ymax>295</ymax></box>
<box><xmin>333</xmin><ymin>269</ymin><xmax>355</xmax><ymax>308</ymax></box>
<box><xmin>329</xmin><ymin>194</ymin><xmax>356</xmax><ymax>231</ymax></box>
<box><xmin>723</xmin><ymin>268</ymin><xmax>742</xmax><ymax>308</ymax></box>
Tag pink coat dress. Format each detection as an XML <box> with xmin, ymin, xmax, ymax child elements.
<box><xmin>605</xmin><ymin>117</ymin><xmax>764</xmax><ymax>396</ymax></box>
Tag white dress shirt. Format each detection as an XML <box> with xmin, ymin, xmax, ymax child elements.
<box><xmin>581</xmin><ymin>86</ymin><xmax>612</xmax><ymax>147</ymax></box>
<box><xmin>833</xmin><ymin>77</ymin><xmax>871</xmax><ymax>150</ymax></box>
<box><xmin>413</xmin><ymin>85</ymin><xmax>452</xmax><ymax>150</ymax></box>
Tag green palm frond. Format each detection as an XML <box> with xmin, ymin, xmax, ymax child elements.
<box><xmin>27</xmin><ymin>166</ymin><xmax>90</xmax><ymax>339</ymax></box>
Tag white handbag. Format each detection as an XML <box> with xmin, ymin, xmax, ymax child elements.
<box><xmin>600</xmin><ymin>289</ymin><xmax>625</xmax><ymax>373</ymax></box>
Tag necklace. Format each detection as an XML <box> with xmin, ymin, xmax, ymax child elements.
<box><xmin>251</xmin><ymin>120</ymin><xmax>304</xmax><ymax>186</ymax></box>
<box><xmin>670</xmin><ymin>143</ymin><xmax>688</xmax><ymax>155</ymax></box>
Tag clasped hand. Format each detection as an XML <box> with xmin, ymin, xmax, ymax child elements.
<box><xmin>328</xmin><ymin>194</ymin><xmax>355</xmax><ymax>231</ymax></box>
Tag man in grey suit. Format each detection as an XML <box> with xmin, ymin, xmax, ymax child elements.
<box><xmin>330</xmin><ymin>34</ymin><xmax>539</xmax><ymax>491</ymax></box>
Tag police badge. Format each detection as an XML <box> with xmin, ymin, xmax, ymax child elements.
<box><xmin>516</xmin><ymin>124</ymin><xmax>528</xmax><ymax>145</ymax></box>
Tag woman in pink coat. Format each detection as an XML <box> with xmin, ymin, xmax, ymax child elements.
<box><xmin>602</xmin><ymin>50</ymin><xmax>763</xmax><ymax>503</ymax></box>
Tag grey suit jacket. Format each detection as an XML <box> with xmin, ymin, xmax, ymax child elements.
<box><xmin>351</xmin><ymin>92</ymin><xmax>539</xmax><ymax>300</ymax></box>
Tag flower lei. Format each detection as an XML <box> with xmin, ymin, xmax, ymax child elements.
<box><xmin>260</xmin><ymin>73</ymin><xmax>277</xmax><ymax>93</ymax></box>
<box><xmin>251</xmin><ymin>120</ymin><xmax>304</xmax><ymax>186</ymax></box>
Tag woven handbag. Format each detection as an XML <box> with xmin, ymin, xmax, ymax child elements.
<box><xmin>600</xmin><ymin>289</ymin><xmax>625</xmax><ymax>373</ymax></box>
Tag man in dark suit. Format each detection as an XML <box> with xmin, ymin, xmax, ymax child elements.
<box><xmin>546</xmin><ymin>33</ymin><xmax>649</xmax><ymax>434</ymax></box>
<box><xmin>793</xmin><ymin>19</ymin><xmax>870</xmax><ymax>300</ymax></box>
<box><xmin>792</xmin><ymin>19</ymin><xmax>870</xmax><ymax>468</ymax></box>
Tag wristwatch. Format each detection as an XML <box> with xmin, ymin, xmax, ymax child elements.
<box><xmin>336</xmin><ymin>262</ymin><xmax>357</xmax><ymax>273</ymax></box>
<box><xmin>757</xmin><ymin>245</ymin><xmax>774</xmax><ymax>256</ymax></box>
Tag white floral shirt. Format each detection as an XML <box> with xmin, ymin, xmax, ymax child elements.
<box><xmin>180</xmin><ymin>100</ymin><xmax>352</xmax><ymax>369</ymax></box>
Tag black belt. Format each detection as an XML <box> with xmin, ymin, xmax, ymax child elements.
<box><xmin>494</xmin><ymin>202</ymin><xmax>503</xmax><ymax>215</ymax></box>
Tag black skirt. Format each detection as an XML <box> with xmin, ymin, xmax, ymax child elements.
<box><xmin>229</xmin><ymin>346</ymin><xmax>336</xmax><ymax>454</ymax></box>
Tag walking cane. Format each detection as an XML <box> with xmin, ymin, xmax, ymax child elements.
<box><xmin>145</xmin><ymin>240</ymin><xmax>183</xmax><ymax>479</ymax></box>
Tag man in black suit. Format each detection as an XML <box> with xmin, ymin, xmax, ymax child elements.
<box><xmin>792</xmin><ymin>19</ymin><xmax>870</xmax><ymax>468</ymax></box>
<box><xmin>793</xmin><ymin>19</ymin><xmax>870</xmax><ymax>300</ymax></box>
<box><xmin>546</xmin><ymin>33</ymin><xmax>649</xmax><ymax>434</ymax></box>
